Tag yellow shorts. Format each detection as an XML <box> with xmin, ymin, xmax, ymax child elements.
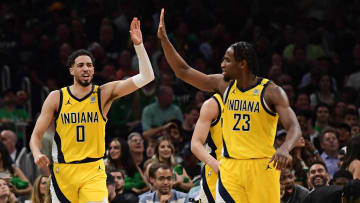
<box><xmin>216</xmin><ymin>158</ymin><xmax>280</xmax><ymax>203</ymax></box>
<box><xmin>50</xmin><ymin>159</ymin><xmax>107</xmax><ymax>203</ymax></box>
<box><xmin>200</xmin><ymin>164</ymin><xmax>218</xmax><ymax>203</ymax></box>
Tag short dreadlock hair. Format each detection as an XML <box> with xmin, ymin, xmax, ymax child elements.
<box><xmin>67</xmin><ymin>49</ymin><xmax>95</xmax><ymax>69</ymax></box>
<box><xmin>230</xmin><ymin>42</ymin><xmax>259</xmax><ymax>74</ymax></box>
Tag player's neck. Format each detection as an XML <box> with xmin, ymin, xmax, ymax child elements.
<box><xmin>69</xmin><ymin>83</ymin><xmax>93</xmax><ymax>98</ymax></box>
<box><xmin>236</xmin><ymin>73</ymin><xmax>257</xmax><ymax>90</ymax></box>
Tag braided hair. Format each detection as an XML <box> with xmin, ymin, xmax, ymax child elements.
<box><xmin>230</xmin><ymin>42</ymin><xmax>259</xmax><ymax>74</ymax></box>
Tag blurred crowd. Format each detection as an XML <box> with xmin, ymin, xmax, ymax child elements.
<box><xmin>0</xmin><ymin>0</ymin><xmax>360</xmax><ymax>202</ymax></box>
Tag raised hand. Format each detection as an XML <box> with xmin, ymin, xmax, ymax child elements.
<box><xmin>157</xmin><ymin>8</ymin><xmax>168</xmax><ymax>41</ymax></box>
<box><xmin>130</xmin><ymin>17</ymin><xmax>142</xmax><ymax>45</ymax></box>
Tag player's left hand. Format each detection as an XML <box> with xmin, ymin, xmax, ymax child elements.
<box><xmin>269</xmin><ymin>146</ymin><xmax>292</xmax><ymax>170</ymax></box>
<box><xmin>130</xmin><ymin>17</ymin><xmax>142</xmax><ymax>45</ymax></box>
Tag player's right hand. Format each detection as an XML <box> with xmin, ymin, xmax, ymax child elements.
<box><xmin>157</xmin><ymin>8</ymin><xmax>168</xmax><ymax>41</ymax></box>
<box><xmin>34</xmin><ymin>153</ymin><xmax>50</xmax><ymax>167</ymax></box>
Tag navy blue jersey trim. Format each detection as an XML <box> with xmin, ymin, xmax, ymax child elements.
<box><xmin>50</xmin><ymin>165</ymin><xmax>71</xmax><ymax>203</ymax></box>
<box><xmin>218</xmin><ymin>171</ymin><xmax>235</xmax><ymax>203</ymax></box>
<box><xmin>260</xmin><ymin>80</ymin><xmax>276</xmax><ymax>116</ymax></box>
<box><xmin>202</xmin><ymin>167</ymin><xmax>215</xmax><ymax>203</ymax></box>
<box><xmin>237</xmin><ymin>77</ymin><xmax>263</xmax><ymax>92</ymax></box>
<box><xmin>97</xmin><ymin>86</ymin><xmax>107</xmax><ymax>122</ymax></box>
<box><xmin>67</xmin><ymin>84</ymin><xmax>94</xmax><ymax>102</ymax></box>
<box><xmin>54</xmin><ymin>131</ymin><xmax>65</xmax><ymax>163</ymax></box>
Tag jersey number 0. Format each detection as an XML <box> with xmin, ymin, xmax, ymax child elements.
<box><xmin>76</xmin><ymin>125</ymin><xmax>85</xmax><ymax>142</ymax></box>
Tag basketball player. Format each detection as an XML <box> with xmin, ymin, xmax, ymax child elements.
<box><xmin>30</xmin><ymin>17</ymin><xmax>154</xmax><ymax>203</ymax></box>
<box><xmin>191</xmin><ymin>94</ymin><xmax>223</xmax><ymax>203</ymax></box>
<box><xmin>157</xmin><ymin>9</ymin><xmax>301</xmax><ymax>203</ymax></box>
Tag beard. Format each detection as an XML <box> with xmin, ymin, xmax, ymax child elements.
<box><xmin>223</xmin><ymin>75</ymin><xmax>230</xmax><ymax>82</ymax></box>
<box><xmin>76</xmin><ymin>77</ymin><xmax>92</xmax><ymax>87</ymax></box>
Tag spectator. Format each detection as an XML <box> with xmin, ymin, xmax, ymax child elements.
<box><xmin>107</xmin><ymin>170</ymin><xmax>139</xmax><ymax>203</ymax></box>
<box><xmin>30</xmin><ymin>175</ymin><xmax>48</xmax><ymax>203</ymax></box>
<box><xmin>330</xmin><ymin>100</ymin><xmax>346</xmax><ymax>124</ymax></box>
<box><xmin>341</xmin><ymin>135</ymin><xmax>360</xmax><ymax>179</ymax></box>
<box><xmin>280</xmin><ymin>167</ymin><xmax>310</xmax><ymax>203</ymax></box>
<box><xmin>310</xmin><ymin>74</ymin><xmax>336</xmax><ymax>109</ymax></box>
<box><xmin>151</xmin><ymin>136</ymin><xmax>193</xmax><ymax>192</ymax></box>
<box><xmin>139</xmin><ymin>163</ymin><xmax>189</xmax><ymax>203</ymax></box>
<box><xmin>296</xmin><ymin>110</ymin><xmax>317</xmax><ymax>142</ymax></box>
<box><xmin>314</xmin><ymin>103</ymin><xmax>331</xmax><ymax>135</ymax></box>
<box><xmin>0</xmin><ymin>142</ymin><xmax>32</xmax><ymax>198</ymax></box>
<box><xmin>0</xmin><ymin>93</ymin><xmax>30</xmax><ymax>141</ymax></box>
<box><xmin>142</xmin><ymin>85</ymin><xmax>183</xmax><ymax>140</ymax></box>
<box><xmin>343</xmin><ymin>109</ymin><xmax>359</xmax><ymax>128</ymax></box>
<box><xmin>105</xmin><ymin>137</ymin><xmax>148</xmax><ymax>195</ymax></box>
<box><xmin>127</xmin><ymin>132</ymin><xmax>145</xmax><ymax>168</ymax></box>
<box><xmin>294</xmin><ymin>92</ymin><xmax>311</xmax><ymax>112</ymax></box>
<box><xmin>319</xmin><ymin>127</ymin><xmax>340</xmax><ymax>178</ymax></box>
<box><xmin>290</xmin><ymin>135</ymin><xmax>322</xmax><ymax>187</ymax></box>
<box><xmin>181</xmin><ymin>105</ymin><xmax>199</xmax><ymax>142</ymax></box>
<box><xmin>351</xmin><ymin>123</ymin><xmax>360</xmax><ymax>137</ymax></box>
<box><xmin>274</xmin><ymin>129</ymin><xmax>287</xmax><ymax>149</ymax></box>
<box><xmin>333</xmin><ymin>122</ymin><xmax>351</xmax><ymax>149</ymax></box>
<box><xmin>0</xmin><ymin>178</ymin><xmax>16</xmax><ymax>203</ymax></box>
<box><xmin>302</xmin><ymin>179</ymin><xmax>360</xmax><ymax>203</ymax></box>
<box><xmin>332</xmin><ymin>169</ymin><xmax>353</xmax><ymax>186</ymax></box>
<box><xmin>0</xmin><ymin>130</ymin><xmax>20</xmax><ymax>164</ymax></box>
<box><xmin>307</xmin><ymin>161</ymin><xmax>330</xmax><ymax>190</ymax></box>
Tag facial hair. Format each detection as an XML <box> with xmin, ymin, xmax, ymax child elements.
<box><xmin>223</xmin><ymin>75</ymin><xmax>230</xmax><ymax>82</ymax></box>
<box><xmin>75</xmin><ymin>77</ymin><xmax>92</xmax><ymax>87</ymax></box>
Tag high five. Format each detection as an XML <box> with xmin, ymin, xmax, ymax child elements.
<box><xmin>158</xmin><ymin>8</ymin><xmax>301</xmax><ymax>203</ymax></box>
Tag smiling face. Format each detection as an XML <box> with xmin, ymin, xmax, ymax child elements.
<box><xmin>70</xmin><ymin>55</ymin><xmax>94</xmax><ymax>87</ymax></box>
<box><xmin>158</xmin><ymin>140</ymin><xmax>173</xmax><ymax>161</ymax></box>
<box><xmin>280</xmin><ymin>168</ymin><xmax>295</xmax><ymax>195</ymax></box>
<box><xmin>109</xmin><ymin>140</ymin><xmax>121</xmax><ymax>160</ymax></box>
<box><xmin>221</xmin><ymin>47</ymin><xmax>241</xmax><ymax>82</ymax></box>
<box><xmin>308</xmin><ymin>163</ymin><xmax>329</xmax><ymax>189</ymax></box>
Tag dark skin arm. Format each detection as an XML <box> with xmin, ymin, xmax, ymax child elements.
<box><xmin>157</xmin><ymin>8</ymin><xmax>227</xmax><ymax>93</ymax></box>
<box><xmin>266</xmin><ymin>82</ymin><xmax>302</xmax><ymax>170</ymax></box>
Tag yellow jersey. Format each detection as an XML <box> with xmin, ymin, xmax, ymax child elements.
<box><xmin>222</xmin><ymin>78</ymin><xmax>279</xmax><ymax>159</ymax></box>
<box><xmin>54</xmin><ymin>85</ymin><xmax>107</xmax><ymax>163</ymax></box>
<box><xmin>206</xmin><ymin>94</ymin><xmax>224</xmax><ymax>160</ymax></box>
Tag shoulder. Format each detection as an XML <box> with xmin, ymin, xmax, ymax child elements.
<box><xmin>139</xmin><ymin>191</ymin><xmax>155</xmax><ymax>202</ymax></box>
<box><xmin>173</xmin><ymin>189</ymin><xmax>188</xmax><ymax>199</ymax></box>
<box><xmin>200</xmin><ymin>97</ymin><xmax>220</xmax><ymax>117</ymax></box>
<box><xmin>263</xmin><ymin>81</ymin><xmax>288</xmax><ymax>106</ymax></box>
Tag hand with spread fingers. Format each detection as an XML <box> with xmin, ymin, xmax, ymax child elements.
<box><xmin>269</xmin><ymin>146</ymin><xmax>292</xmax><ymax>170</ymax></box>
<box><xmin>157</xmin><ymin>8</ymin><xmax>168</xmax><ymax>41</ymax></box>
<box><xmin>130</xmin><ymin>17</ymin><xmax>142</xmax><ymax>45</ymax></box>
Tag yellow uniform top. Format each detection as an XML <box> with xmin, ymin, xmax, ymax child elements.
<box><xmin>222</xmin><ymin>78</ymin><xmax>279</xmax><ymax>159</ymax></box>
<box><xmin>206</xmin><ymin>94</ymin><xmax>224</xmax><ymax>160</ymax></box>
<box><xmin>54</xmin><ymin>85</ymin><xmax>107</xmax><ymax>163</ymax></box>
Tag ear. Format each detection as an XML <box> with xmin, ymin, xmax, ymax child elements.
<box><xmin>69</xmin><ymin>67</ymin><xmax>74</xmax><ymax>76</ymax></box>
<box><xmin>240</xmin><ymin>59</ymin><xmax>248</xmax><ymax>69</ymax></box>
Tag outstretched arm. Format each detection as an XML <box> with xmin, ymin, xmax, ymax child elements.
<box><xmin>191</xmin><ymin>98</ymin><xmax>220</xmax><ymax>173</ymax></box>
<box><xmin>157</xmin><ymin>8</ymin><xmax>224</xmax><ymax>93</ymax></box>
<box><xmin>267</xmin><ymin>83</ymin><xmax>302</xmax><ymax>170</ymax></box>
<box><xmin>101</xmin><ymin>17</ymin><xmax>155</xmax><ymax>112</ymax></box>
